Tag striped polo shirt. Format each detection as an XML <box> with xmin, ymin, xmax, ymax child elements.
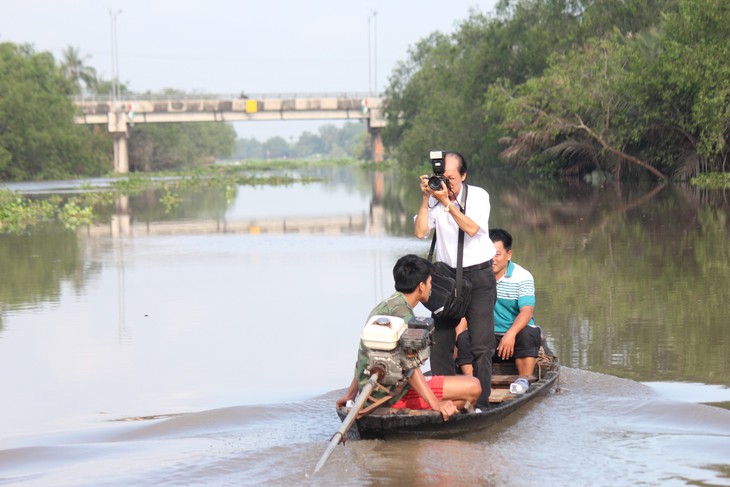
<box><xmin>494</xmin><ymin>260</ymin><xmax>536</xmax><ymax>334</ymax></box>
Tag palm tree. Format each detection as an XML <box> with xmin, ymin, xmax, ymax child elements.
<box><xmin>60</xmin><ymin>46</ymin><xmax>98</xmax><ymax>95</ymax></box>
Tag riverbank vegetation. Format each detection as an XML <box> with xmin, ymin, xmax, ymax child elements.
<box><xmin>0</xmin><ymin>43</ymin><xmax>110</xmax><ymax>181</ymax></box>
<box><xmin>2</xmin><ymin>0</ymin><xmax>729</xmax><ymax>185</ymax></box>
<box><xmin>383</xmin><ymin>0</ymin><xmax>730</xmax><ymax>182</ymax></box>
<box><xmin>0</xmin><ymin>162</ymin><xmax>341</xmax><ymax>233</ymax></box>
<box><xmin>232</xmin><ymin>122</ymin><xmax>369</xmax><ymax>161</ymax></box>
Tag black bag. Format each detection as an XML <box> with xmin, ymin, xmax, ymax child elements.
<box><xmin>423</xmin><ymin>185</ymin><xmax>472</xmax><ymax>325</ymax></box>
<box><xmin>424</xmin><ymin>261</ymin><xmax>472</xmax><ymax>322</ymax></box>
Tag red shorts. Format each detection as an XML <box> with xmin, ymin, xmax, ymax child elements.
<box><xmin>390</xmin><ymin>375</ymin><xmax>445</xmax><ymax>409</ymax></box>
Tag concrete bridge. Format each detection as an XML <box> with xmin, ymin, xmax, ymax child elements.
<box><xmin>74</xmin><ymin>93</ymin><xmax>385</xmax><ymax>173</ymax></box>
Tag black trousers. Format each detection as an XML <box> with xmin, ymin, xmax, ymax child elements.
<box><xmin>430</xmin><ymin>261</ymin><xmax>496</xmax><ymax>408</ymax></box>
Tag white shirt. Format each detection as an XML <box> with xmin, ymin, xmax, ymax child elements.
<box><xmin>422</xmin><ymin>184</ymin><xmax>496</xmax><ymax>267</ymax></box>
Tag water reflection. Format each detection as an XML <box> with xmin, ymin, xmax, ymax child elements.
<box><xmin>483</xmin><ymin>178</ymin><xmax>730</xmax><ymax>387</ymax></box>
<box><xmin>0</xmin><ymin>225</ymin><xmax>97</xmax><ymax>313</ymax></box>
<box><xmin>2</xmin><ymin>167</ymin><xmax>730</xmax><ymax>485</ymax></box>
<box><xmin>2</xmin><ymin>168</ymin><xmax>730</xmax><ymax>391</ymax></box>
<box><xmin>110</xmin><ymin>195</ymin><xmax>131</xmax><ymax>237</ymax></box>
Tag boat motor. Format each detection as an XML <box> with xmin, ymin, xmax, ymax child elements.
<box><xmin>360</xmin><ymin>315</ymin><xmax>434</xmax><ymax>386</ymax></box>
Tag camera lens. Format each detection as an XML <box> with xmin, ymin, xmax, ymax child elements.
<box><xmin>427</xmin><ymin>176</ymin><xmax>442</xmax><ymax>191</ymax></box>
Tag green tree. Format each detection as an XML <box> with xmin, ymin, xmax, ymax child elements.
<box><xmin>60</xmin><ymin>46</ymin><xmax>98</xmax><ymax>94</ymax></box>
<box><xmin>383</xmin><ymin>1</ymin><xmax>586</xmax><ymax>169</ymax></box>
<box><xmin>491</xmin><ymin>0</ymin><xmax>729</xmax><ymax>180</ymax></box>
<box><xmin>383</xmin><ymin>32</ymin><xmax>482</xmax><ymax>165</ymax></box>
<box><xmin>263</xmin><ymin>136</ymin><xmax>290</xmax><ymax>159</ymax></box>
<box><xmin>338</xmin><ymin>122</ymin><xmax>367</xmax><ymax>156</ymax></box>
<box><xmin>234</xmin><ymin>123</ymin><xmax>365</xmax><ymax>160</ymax></box>
<box><xmin>293</xmin><ymin>131</ymin><xmax>325</xmax><ymax>157</ymax></box>
<box><xmin>489</xmin><ymin>34</ymin><xmax>667</xmax><ymax>179</ymax></box>
<box><xmin>128</xmin><ymin>122</ymin><xmax>236</xmax><ymax>171</ymax></box>
<box><xmin>95</xmin><ymin>79</ymin><xmax>130</xmax><ymax>97</ymax></box>
<box><xmin>571</xmin><ymin>0</ymin><xmax>674</xmax><ymax>40</ymax></box>
<box><xmin>317</xmin><ymin>124</ymin><xmax>348</xmax><ymax>158</ymax></box>
<box><xmin>352</xmin><ymin>131</ymin><xmax>373</xmax><ymax>161</ymax></box>
<box><xmin>383</xmin><ymin>0</ymin><xmax>676</xmax><ymax>172</ymax></box>
<box><xmin>0</xmin><ymin>43</ymin><xmax>109</xmax><ymax>181</ymax></box>
<box><xmin>233</xmin><ymin>137</ymin><xmax>265</xmax><ymax>159</ymax></box>
<box><xmin>632</xmin><ymin>0</ymin><xmax>730</xmax><ymax>177</ymax></box>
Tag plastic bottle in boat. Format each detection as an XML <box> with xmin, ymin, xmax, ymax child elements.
<box><xmin>509</xmin><ymin>377</ymin><xmax>529</xmax><ymax>394</ymax></box>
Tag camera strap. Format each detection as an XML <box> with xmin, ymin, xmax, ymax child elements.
<box><xmin>428</xmin><ymin>184</ymin><xmax>468</xmax><ymax>294</ymax></box>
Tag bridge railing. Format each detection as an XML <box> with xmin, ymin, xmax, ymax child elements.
<box><xmin>74</xmin><ymin>93</ymin><xmax>385</xmax><ymax>129</ymax></box>
<box><xmin>73</xmin><ymin>92</ymin><xmax>377</xmax><ymax>103</ymax></box>
<box><xmin>73</xmin><ymin>92</ymin><xmax>386</xmax><ymax>169</ymax></box>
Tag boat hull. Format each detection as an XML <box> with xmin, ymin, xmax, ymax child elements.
<box><xmin>337</xmin><ymin>355</ymin><xmax>560</xmax><ymax>440</ymax></box>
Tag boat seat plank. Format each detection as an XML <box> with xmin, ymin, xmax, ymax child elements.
<box><xmin>488</xmin><ymin>388</ymin><xmax>514</xmax><ymax>403</ymax></box>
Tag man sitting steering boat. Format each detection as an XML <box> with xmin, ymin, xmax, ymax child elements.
<box><xmin>336</xmin><ymin>254</ymin><xmax>481</xmax><ymax>420</ymax></box>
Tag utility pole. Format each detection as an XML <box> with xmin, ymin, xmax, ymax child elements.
<box><xmin>367</xmin><ymin>13</ymin><xmax>372</xmax><ymax>95</ymax></box>
<box><xmin>373</xmin><ymin>10</ymin><xmax>377</xmax><ymax>96</ymax></box>
<box><xmin>367</xmin><ymin>10</ymin><xmax>378</xmax><ymax>96</ymax></box>
<box><xmin>365</xmin><ymin>10</ymin><xmax>383</xmax><ymax>163</ymax></box>
<box><xmin>108</xmin><ymin>8</ymin><xmax>128</xmax><ymax>173</ymax></box>
<box><xmin>109</xmin><ymin>9</ymin><xmax>122</xmax><ymax>105</ymax></box>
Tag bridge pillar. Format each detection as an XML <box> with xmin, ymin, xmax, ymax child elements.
<box><xmin>113</xmin><ymin>133</ymin><xmax>129</xmax><ymax>173</ymax></box>
<box><xmin>109</xmin><ymin>110</ymin><xmax>130</xmax><ymax>174</ymax></box>
<box><xmin>369</xmin><ymin>127</ymin><xmax>383</xmax><ymax>163</ymax></box>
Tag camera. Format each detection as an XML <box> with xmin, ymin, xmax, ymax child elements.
<box><xmin>427</xmin><ymin>150</ymin><xmax>449</xmax><ymax>191</ymax></box>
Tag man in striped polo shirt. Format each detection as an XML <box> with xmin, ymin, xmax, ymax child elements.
<box><xmin>489</xmin><ymin>228</ymin><xmax>541</xmax><ymax>377</ymax></box>
<box><xmin>456</xmin><ymin>228</ymin><xmax>541</xmax><ymax>377</ymax></box>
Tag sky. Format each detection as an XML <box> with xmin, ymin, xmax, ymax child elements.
<box><xmin>1</xmin><ymin>0</ymin><xmax>498</xmax><ymax>140</ymax></box>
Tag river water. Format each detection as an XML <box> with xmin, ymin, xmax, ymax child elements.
<box><xmin>1</xmin><ymin>165</ymin><xmax>729</xmax><ymax>486</ymax></box>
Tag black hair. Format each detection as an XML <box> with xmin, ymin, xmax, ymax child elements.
<box><xmin>489</xmin><ymin>228</ymin><xmax>513</xmax><ymax>251</ymax></box>
<box><xmin>393</xmin><ymin>254</ymin><xmax>433</xmax><ymax>293</ymax></box>
<box><xmin>445</xmin><ymin>151</ymin><xmax>468</xmax><ymax>175</ymax></box>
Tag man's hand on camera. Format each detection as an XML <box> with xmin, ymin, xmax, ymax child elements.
<box><xmin>432</xmin><ymin>182</ymin><xmax>449</xmax><ymax>205</ymax></box>
<box><xmin>420</xmin><ymin>175</ymin><xmax>449</xmax><ymax>205</ymax></box>
<box><xmin>419</xmin><ymin>175</ymin><xmax>432</xmax><ymax>196</ymax></box>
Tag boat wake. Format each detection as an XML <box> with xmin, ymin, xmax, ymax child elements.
<box><xmin>1</xmin><ymin>376</ymin><xmax>729</xmax><ymax>486</ymax></box>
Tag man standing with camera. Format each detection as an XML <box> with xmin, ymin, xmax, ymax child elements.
<box><xmin>414</xmin><ymin>151</ymin><xmax>497</xmax><ymax>409</ymax></box>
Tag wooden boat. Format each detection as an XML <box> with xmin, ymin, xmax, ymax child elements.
<box><xmin>336</xmin><ymin>344</ymin><xmax>560</xmax><ymax>440</ymax></box>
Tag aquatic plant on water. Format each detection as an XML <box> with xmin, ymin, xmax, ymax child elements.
<box><xmin>0</xmin><ymin>190</ymin><xmax>101</xmax><ymax>233</ymax></box>
<box><xmin>1</xmin><ymin>163</ymin><xmax>332</xmax><ymax>233</ymax></box>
